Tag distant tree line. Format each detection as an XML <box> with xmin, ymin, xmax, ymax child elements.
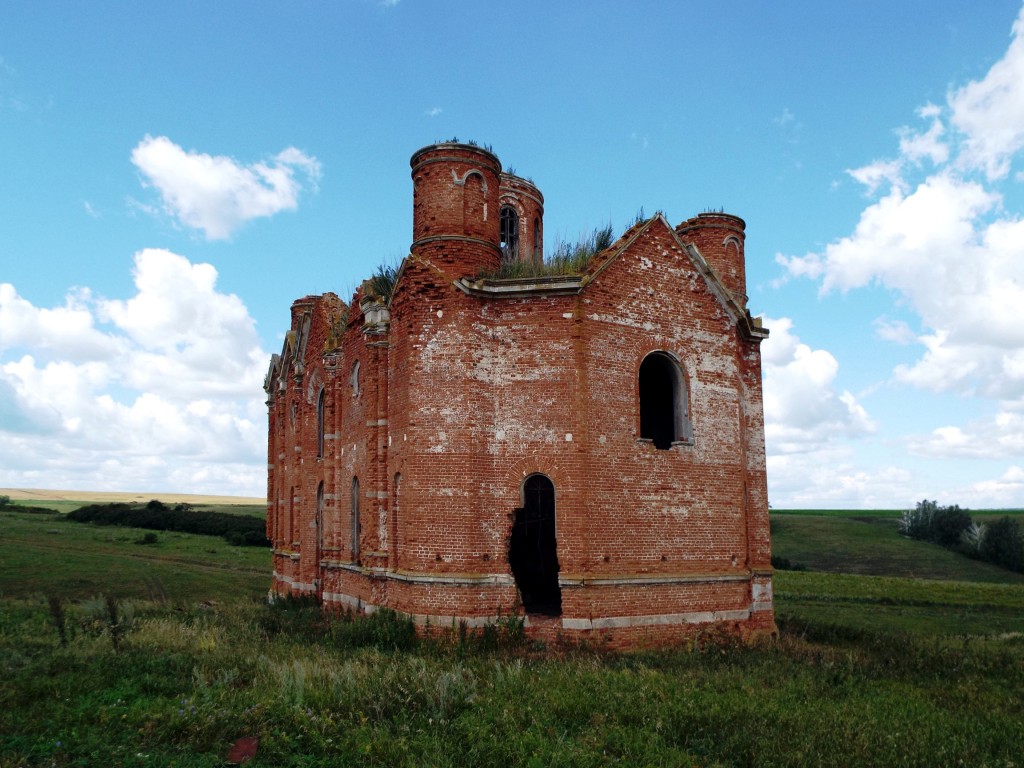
<box><xmin>67</xmin><ymin>500</ymin><xmax>269</xmax><ymax>547</ymax></box>
<box><xmin>900</xmin><ymin>499</ymin><xmax>1023</xmax><ymax>572</ymax></box>
<box><xmin>0</xmin><ymin>495</ymin><xmax>60</xmax><ymax>515</ymax></box>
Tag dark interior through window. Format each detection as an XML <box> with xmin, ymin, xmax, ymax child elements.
<box><xmin>640</xmin><ymin>353</ymin><xmax>679</xmax><ymax>450</ymax></box>
<box><xmin>316</xmin><ymin>388</ymin><xmax>325</xmax><ymax>458</ymax></box>
<box><xmin>500</xmin><ymin>206</ymin><xmax>519</xmax><ymax>261</ymax></box>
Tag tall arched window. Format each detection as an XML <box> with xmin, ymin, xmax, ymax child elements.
<box><xmin>500</xmin><ymin>205</ymin><xmax>519</xmax><ymax>261</ymax></box>
<box><xmin>391</xmin><ymin>472</ymin><xmax>401</xmax><ymax>563</ymax></box>
<box><xmin>639</xmin><ymin>352</ymin><xmax>692</xmax><ymax>449</ymax></box>
<box><xmin>533</xmin><ymin>216</ymin><xmax>541</xmax><ymax>259</ymax></box>
<box><xmin>350</xmin><ymin>476</ymin><xmax>360</xmax><ymax>561</ymax></box>
<box><xmin>288</xmin><ymin>486</ymin><xmax>295</xmax><ymax>544</ymax></box>
<box><xmin>315</xmin><ymin>481</ymin><xmax>324</xmax><ymax>555</ymax></box>
<box><xmin>316</xmin><ymin>387</ymin><xmax>326</xmax><ymax>458</ymax></box>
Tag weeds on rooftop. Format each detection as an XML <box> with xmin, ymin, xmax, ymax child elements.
<box><xmin>480</xmin><ymin>222</ymin><xmax>619</xmax><ymax>280</ymax></box>
<box><xmin>365</xmin><ymin>261</ymin><xmax>398</xmax><ymax>304</ymax></box>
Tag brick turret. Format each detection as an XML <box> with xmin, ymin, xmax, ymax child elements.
<box><xmin>410</xmin><ymin>142</ymin><xmax>502</xmax><ymax>277</ymax></box>
<box><xmin>676</xmin><ymin>212</ymin><xmax>748</xmax><ymax>307</ymax></box>
<box><xmin>499</xmin><ymin>173</ymin><xmax>545</xmax><ymax>265</ymax></box>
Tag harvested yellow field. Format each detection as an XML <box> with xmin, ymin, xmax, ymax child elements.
<box><xmin>0</xmin><ymin>487</ymin><xmax>264</xmax><ymax>506</ymax></box>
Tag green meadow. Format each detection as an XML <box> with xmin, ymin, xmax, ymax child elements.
<box><xmin>2</xmin><ymin>505</ymin><xmax>1023</xmax><ymax>767</ymax></box>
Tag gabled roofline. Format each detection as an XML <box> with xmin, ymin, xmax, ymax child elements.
<box><xmin>579</xmin><ymin>215</ymin><xmax>654</xmax><ymax>286</ymax></box>
<box><xmin>663</xmin><ymin>218</ymin><xmax>769</xmax><ymax>341</ymax></box>
<box><xmin>387</xmin><ymin>252</ymin><xmax>453</xmax><ymax>307</ymax></box>
<box><xmin>585</xmin><ymin>213</ymin><xmax>768</xmax><ymax>342</ymax></box>
<box><xmin>389</xmin><ymin>214</ymin><xmax>767</xmax><ymax>340</ymax></box>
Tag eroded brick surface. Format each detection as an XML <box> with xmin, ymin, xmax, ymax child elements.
<box><xmin>264</xmin><ymin>143</ymin><xmax>775</xmax><ymax>648</ymax></box>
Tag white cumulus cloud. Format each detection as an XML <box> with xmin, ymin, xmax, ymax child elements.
<box><xmin>908</xmin><ymin>406</ymin><xmax>1024</xmax><ymax>461</ymax></box>
<box><xmin>0</xmin><ymin>251</ymin><xmax>268</xmax><ymax>496</ymax></box>
<box><xmin>761</xmin><ymin>316</ymin><xmax>874</xmax><ymax>456</ymax></box>
<box><xmin>949</xmin><ymin>466</ymin><xmax>1024</xmax><ymax>508</ymax></box>
<box><xmin>130</xmin><ymin>135</ymin><xmax>321</xmax><ymax>240</ymax></box>
<box><xmin>776</xmin><ymin>8</ymin><xmax>1024</xmax><ymax>480</ymax></box>
<box><xmin>949</xmin><ymin>6</ymin><xmax>1024</xmax><ymax>180</ymax></box>
<box><xmin>767</xmin><ymin>448</ymin><xmax>913</xmax><ymax>509</ymax></box>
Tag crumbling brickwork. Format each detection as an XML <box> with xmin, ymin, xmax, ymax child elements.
<box><xmin>264</xmin><ymin>142</ymin><xmax>775</xmax><ymax>647</ymax></box>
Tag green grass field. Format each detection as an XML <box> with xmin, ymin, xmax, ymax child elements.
<box><xmin>2</xmin><ymin>505</ymin><xmax>1023</xmax><ymax>766</ymax></box>
<box><xmin>771</xmin><ymin>512</ymin><xmax>1024</xmax><ymax>582</ymax></box>
<box><xmin>0</xmin><ymin>509</ymin><xmax>268</xmax><ymax>602</ymax></box>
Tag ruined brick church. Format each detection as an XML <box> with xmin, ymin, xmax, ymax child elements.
<box><xmin>264</xmin><ymin>142</ymin><xmax>775</xmax><ymax>646</ymax></box>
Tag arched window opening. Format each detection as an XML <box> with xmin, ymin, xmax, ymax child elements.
<box><xmin>288</xmin><ymin>486</ymin><xmax>296</xmax><ymax>544</ymax></box>
<box><xmin>316</xmin><ymin>387</ymin><xmax>326</xmax><ymax>458</ymax></box>
<box><xmin>351</xmin><ymin>360</ymin><xmax>360</xmax><ymax>397</ymax></box>
<box><xmin>500</xmin><ymin>205</ymin><xmax>519</xmax><ymax>261</ymax></box>
<box><xmin>533</xmin><ymin>216</ymin><xmax>541</xmax><ymax>260</ymax></box>
<box><xmin>639</xmin><ymin>353</ymin><xmax>691</xmax><ymax>450</ymax></box>
<box><xmin>350</xmin><ymin>476</ymin><xmax>361</xmax><ymax>561</ymax></box>
<box><xmin>315</xmin><ymin>481</ymin><xmax>324</xmax><ymax>575</ymax></box>
<box><xmin>509</xmin><ymin>474</ymin><xmax>561</xmax><ymax>616</ymax></box>
<box><xmin>462</xmin><ymin>172</ymin><xmax>487</xmax><ymax>236</ymax></box>
<box><xmin>389</xmin><ymin>472</ymin><xmax>401</xmax><ymax>565</ymax></box>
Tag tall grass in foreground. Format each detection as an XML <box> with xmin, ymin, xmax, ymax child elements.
<box><xmin>2</xmin><ymin>593</ymin><xmax>1022</xmax><ymax>767</ymax></box>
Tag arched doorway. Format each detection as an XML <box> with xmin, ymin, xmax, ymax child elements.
<box><xmin>509</xmin><ymin>474</ymin><xmax>561</xmax><ymax>616</ymax></box>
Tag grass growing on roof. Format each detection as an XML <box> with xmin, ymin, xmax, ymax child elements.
<box><xmin>479</xmin><ymin>223</ymin><xmax>618</xmax><ymax>280</ymax></box>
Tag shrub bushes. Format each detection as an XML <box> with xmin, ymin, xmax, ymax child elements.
<box><xmin>901</xmin><ymin>499</ymin><xmax>1023</xmax><ymax>573</ymax></box>
<box><xmin>0</xmin><ymin>495</ymin><xmax>59</xmax><ymax>515</ymax></box>
<box><xmin>932</xmin><ymin>505</ymin><xmax>973</xmax><ymax>547</ymax></box>
<box><xmin>899</xmin><ymin>499</ymin><xmax>972</xmax><ymax>546</ymax></box>
<box><xmin>899</xmin><ymin>500</ymin><xmax>936</xmax><ymax>542</ymax></box>
<box><xmin>979</xmin><ymin>517</ymin><xmax>1024</xmax><ymax>573</ymax></box>
<box><xmin>771</xmin><ymin>555</ymin><xmax>808</xmax><ymax>572</ymax></box>
<box><xmin>68</xmin><ymin>500</ymin><xmax>269</xmax><ymax>547</ymax></box>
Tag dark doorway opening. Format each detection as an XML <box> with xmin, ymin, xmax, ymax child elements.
<box><xmin>509</xmin><ymin>474</ymin><xmax>561</xmax><ymax>616</ymax></box>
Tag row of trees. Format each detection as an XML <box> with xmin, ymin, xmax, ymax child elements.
<box><xmin>900</xmin><ymin>500</ymin><xmax>1023</xmax><ymax>572</ymax></box>
<box><xmin>68</xmin><ymin>500</ymin><xmax>269</xmax><ymax>547</ymax></box>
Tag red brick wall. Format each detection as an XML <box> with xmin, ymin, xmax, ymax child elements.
<box><xmin>265</xmin><ymin>143</ymin><xmax>775</xmax><ymax>646</ymax></box>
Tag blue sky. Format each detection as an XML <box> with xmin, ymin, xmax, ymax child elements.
<box><xmin>3</xmin><ymin>0</ymin><xmax>1024</xmax><ymax>508</ymax></box>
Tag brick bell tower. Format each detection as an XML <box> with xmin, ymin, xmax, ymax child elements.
<box><xmin>676</xmin><ymin>212</ymin><xmax>749</xmax><ymax>307</ymax></box>
<box><xmin>498</xmin><ymin>172</ymin><xmax>545</xmax><ymax>266</ymax></box>
<box><xmin>409</xmin><ymin>142</ymin><xmax>503</xmax><ymax>278</ymax></box>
